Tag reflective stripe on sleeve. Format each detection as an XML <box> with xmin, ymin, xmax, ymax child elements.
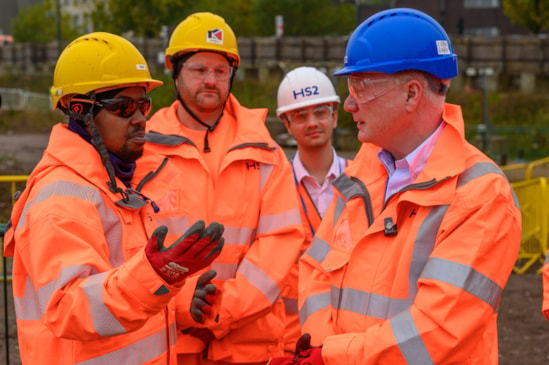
<box><xmin>83</xmin><ymin>271</ymin><xmax>127</xmax><ymax>336</ymax></box>
<box><xmin>300</xmin><ymin>292</ymin><xmax>331</xmax><ymax>326</ymax></box>
<box><xmin>420</xmin><ymin>257</ymin><xmax>502</xmax><ymax>310</ymax></box>
<box><xmin>257</xmin><ymin>209</ymin><xmax>301</xmax><ymax>235</ymax></box>
<box><xmin>390</xmin><ymin>310</ymin><xmax>434</xmax><ymax>365</ymax></box>
<box><xmin>17</xmin><ymin>180</ymin><xmax>125</xmax><ymax>267</ymax></box>
<box><xmin>76</xmin><ymin>322</ymin><xmax>177</xmax><ymax>365</ymax></box>
<box><xmin>238</xmin><ymin>258</ymin><xmax>281</xmax><ymax>303</ymax></box>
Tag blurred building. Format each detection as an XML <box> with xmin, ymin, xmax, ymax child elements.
<box><xmin>0</xmin><ymin>0</ymin><xmax>42</xmax><ymax>37</ymax></box>
<box><xmin>0</xmin><ymin>0</ymin><xmax>94</xmax><ymax>38</ymax></box>
<box><xmin>61</xmin><ymin>0</ymin><xmax>94</xmax><ymax>33</ymax></box>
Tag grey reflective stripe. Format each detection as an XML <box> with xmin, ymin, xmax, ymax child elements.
<box><xmin>13</xmin><ymin>277</ymin><xmax>41</xmax><ymax>320</ymax></box>
<box><xmin>305</xmin><ymin>236</ymin><xmax>331</xmax><ymax>265</ymax></box>
<box><xmin>210</xmin><ymin>262</ymin><xmax>238</xmax><ymax>280</ymax></box>
<box><xmin>257</xmin><ymin>209</ymin><xmax>301</xmax><ymax>235</ymax></box>
<box><xmin>332</xmin><ymin>174</ymin><xmax>374</xmax><ymax>228</ymax></box>
<box><xmin>154</xmin><ymin>216</ymin><xmax>189</xmax><ymax>236</ymax></box>
<box><xmin>238</xmin><ymin>258</ymin><xmax>280</xmax><ymax>303</ymax></box>
<box><xmin>390</xmin><ymin>310</ymin><xmax>434</xmax><ymax>365</ymax></box>
<box><xmin>457</xmin><ymin>162</ymin><xmax>503</xmax><ymax>187</ymax></box>
<box><xmin>17</xmin><ymin>180</ymin><xmax>124</xmax><ymax>268</ymax></box>
<box><xmin>224</xmin><ymin>226</ymin><xmax>255</xmax><ymax>246</ymax></box>
<box><xmin>260</xmin><ymin>163</ymin><xmax>274</xmax><ymax>191</ymax></box>
<box><xmin>282</xmin><ymin>296</ymin><xmax>298</xmax><ymax>314</ymax></box>
<box><xmin>15</xmin><ymin>264</ymin><xmax>97</xmax><ymax>320</ymax></box>
<box><xmin>420</xmin><ymin>257</ymin><xmax>502</xmax><ymax>310</ymax></box>
<box><xmin>300</xmin><ymin>292</ymin><xmax>331</xmax><ymax>326</ymax></box>
<box><xmin>336</xmin><ymin>286</ymin><xmax>408</xmax><ymax>320</ymax></box>
<box><xmin>83</xmin><ymin>271</ymin><xmax>126</xmax><ymax>336</ymax></box>
<box><xmin>332</xmin><ymin>174</ymin><xmax>364</xmax><ymax>200</ymax></box>
<box><xmin>146</xmin><ymin>131</ymin><xmax>195</xmax><ymax>147</ymax></box>
<box><xmin>76</xmin><ymin>322</ymin><xmax>177</xmax><ymax>365</ymax></box>
<box><xmin>405</xmin><ymin>205</ymin><xmax>449</xmax><ymax>310</ymax></box>
<box><xmin>333</xmin><ymin>196</ymin><xmax>346</xmax><ymax>227</ymax></box>
<box><xmin>458</xmin><ymin>161</ymin><xmax>520</xmax><ymax>209</ymax></box>
<box><xmin>545</xmin><ymin>255</ymin><xmax>549</xmax><ymax>265</ymax></box>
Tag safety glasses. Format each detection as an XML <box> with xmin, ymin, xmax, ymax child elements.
<box><xmin>182</xmin><ymin>63</ymin><xmax>233</xmax><ymax>81</ymax></box>
<box><xmin>95</xmin><ymin>97</ymin><xmax>152</xmax><ymax>118</ymax></box>
<box><xmin>347</xmin><ymin>76</ymin><xmax>406</xmax><ymax>104</ymax></box>
<box><xmin>287</xmin><ymin>105</ymin><xmax>334</xmax><ymax>125</ymax></box>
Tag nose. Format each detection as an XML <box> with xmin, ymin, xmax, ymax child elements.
<box><xmin>344</xmin><ymin>94</ymin><xmax>358</xmax><ymax>113</ymax></box>
<box><xmin>203</xmin><ymin>70</ymin><xmax>218</xmax><ymax>84</ymax></box>
<box><xmin>130</xmin><ymin>109</ymin><xmax>147</xmax><ymax>125</ymax></box>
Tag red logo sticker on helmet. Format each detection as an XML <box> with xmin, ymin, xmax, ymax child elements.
<box><xmin>206</xmin><ymin>29</ymin><xmax>223</xmax><ymax>45</ymax></box>
<box><xmin>71</xmin><ymin>103</ymin><xmax>84</xmax><ymax>114</ymax></box>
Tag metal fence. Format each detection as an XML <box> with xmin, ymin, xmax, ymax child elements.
<box><xmin>0</xmin><ymin>88</ymin><xmax>50</xmax><ymax>111</ymax></box>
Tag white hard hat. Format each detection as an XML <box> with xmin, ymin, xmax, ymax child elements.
<box><xmin>276</xmin><ymin>66</ymin><xmax>341</xmax><ymax>117</ymax></box>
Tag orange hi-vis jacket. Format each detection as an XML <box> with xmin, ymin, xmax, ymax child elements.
<box><xmin>3</xmin><ymin>124</ymin><xmax>183</xmax><ymax>365</ymax></box>
<box><xmin>140</xmin><ymin>95</ymin><xmax>305</xmax><ymax>363</ymax></box>
<box><xmin>280</xmin><ymin>155</ymin><xmax>349</xmax><ymax>353</ymax></box>
<box><xmin>299</xmin><ymin>104</ymin><xmax>521</xmax><ymax>365</ymax></box>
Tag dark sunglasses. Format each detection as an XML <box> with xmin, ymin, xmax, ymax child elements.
<box><xmin>95</xmin><ymin>97</ymin><xmax>152</xmax><ymax>118</ymax></box>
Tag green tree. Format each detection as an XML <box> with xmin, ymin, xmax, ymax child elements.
<box><xmin>503</xmin><ymin>0</ymin><xmax>549</xmax><ymax>34</ymax></box>
<box><xmin>253</xmin><ymin>0</ymin><xmax>356</xmax><ymax>36</ymax></box>
<box><xmin>11</xmin><ymin>0</ymin><xmax>81</xmax><ymax>43</ymax></box>
<box><xmin>184</xmin><ymin>0</ymin><xmax>257</xmax><ymax>36</ymax></box>
<box><xmin>91</xmin><ymin>0</ymin><xmax>186</xmax><ymax>37</ymax></box>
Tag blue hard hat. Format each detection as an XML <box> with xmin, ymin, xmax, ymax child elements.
<box><xmin>334</xmin><ymin>8</ymin><xmax>458</xmax><ymax>79</ymax></box>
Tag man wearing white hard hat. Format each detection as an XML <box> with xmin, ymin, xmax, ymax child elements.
<box><xmin>276</xmin><ymin>66</ymin><xmax>349</xmax><ymax>355</ymax></box>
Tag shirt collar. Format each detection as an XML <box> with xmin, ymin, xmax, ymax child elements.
<box><xmin>293</xmin><ymin>147</ymin><xmax>341</xmax><ymax>183</ymax></box>
<box><xmin>378</xmin><ymin>122</ymin><xmax>446</xmax><ymax>178</ymax></box>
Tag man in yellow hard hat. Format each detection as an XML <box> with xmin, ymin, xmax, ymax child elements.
<box><xmin>140</xmin><ymin>12</ymin><xmax>305</xmax><ymax>365</ymax></box>
<box><xmin>4</xmin><ymin>32</ymin><xmax>224</xmax><ymax>364</ymax></box>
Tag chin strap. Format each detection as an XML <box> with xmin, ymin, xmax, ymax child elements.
<box><xmin>177</xmin><ymin>92</ymin><xmax>224</xmax><ymax>153</ymax></box>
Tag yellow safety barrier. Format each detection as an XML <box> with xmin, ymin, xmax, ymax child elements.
<box><xmin>526</xmin><ymin>156</ymin><xmax>549</xmax><ymax>180</ymax></box>
<box><xmin>512</xmin><ymin>177</ymin><xmax>548</xmax><ymax>274</ymax></box>
<box><xmin>0</xmin><ymin>175</ymin><xmax>28</xmax><ymax>280</ymax></box>
<box><xmin>501</xmin><ymin>162</ymin><xmax>528</xmax><ymax>182</ymax></box>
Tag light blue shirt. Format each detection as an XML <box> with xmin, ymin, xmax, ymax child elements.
<box><xmin>378</xmin><ymin>122</ymin><xmax>445</xmax><ymax>203</ymax></box>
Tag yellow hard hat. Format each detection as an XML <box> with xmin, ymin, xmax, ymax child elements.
<box><xmin>165</xmin><ymin>12</ymin><xmax>240</xmax><ymax>71</ymax></box>
<box><xmin>50</xmin><ymin>32</ymin><xmax>163</xmax><ymax>109</ymax></box>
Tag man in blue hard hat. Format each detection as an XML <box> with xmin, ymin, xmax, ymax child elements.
<box><xmin>268</xmin><ymin>7</ymin><xmax>521</xmax><ymax>365</ymax></box>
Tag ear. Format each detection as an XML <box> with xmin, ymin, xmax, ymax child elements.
<box><xmin>282</xmin><ymin>117</ymin><xmax>294</xmax><ymax>136</ymax></box>
<box><xmin>404</xmin><ymin>79</ymin><xmax>422</xmax><ymax>112</ymax></box>
<box><xmin>332</xmin><ymin>110</ymin><xmax>338</xmax><ymax>129</ymax></box>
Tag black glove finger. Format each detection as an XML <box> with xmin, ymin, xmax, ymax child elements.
<box><xmin>193</xmin><ymin>222</ymin><xmax>224</xmax><ymax>256</ymax></box>
<box><xmin>181</xmin><ymin>220</ymin><xmax>206</xmax><ymax>241</ymax></box>
<box><xmin>204</xmin><ymin>237</ymin><xmax>224</xmax><ymax>260</ymax></box>
<box><xmin>197</xmin><ymin>269</ymin><xmax>217</xmax><ymax>288</ymax></box>
<box><xmin>149</xmin><ymin>225</ymin><xmax>168</xmax><ymax>251</ymax></box>
<box><xmin>168</xmin><ymin>220</ymin><xmax>206</xmax><ymax>253</ymax></box>
<box><xmin>295</xmin><ymin>333</ymin><xmax>312</xmax><ymax>353</ymax></box>
<box><xmin>200</xmin><ymin>222</ymin><xmax>224</xmax><ymax>242</ymax></box>
<box><xmin>193</xmin><ymin>288</ymin><xmax>209</xmax><ymax>301</ymax></box>
<box><xmin>204</xmin><ymin>283</ymin><xmax>217</xmax><ymax>296</ymax></box>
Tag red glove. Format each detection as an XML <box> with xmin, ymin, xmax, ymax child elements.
<box><xmin>145</xmin><ymin>221</ymin><xmax>224</xmax><ymax>284</ymax></box>
<box><xmin>266</xmin><ymin>356</ymin><xmax>294</xmax><ymax>365</ymax></box>
<box><xmin>190</xmin><ymin>269</ymin><xmax>218</xmax><ymax>323</ymax></box>
<box><xmin>181</xmin><ymin>327</ymin><xmax>215</xmax><ymax>342</ymax></box>
<box><xmin>295</xmin><ymin>348</ymin><xmax>323</xmax><ymax>365</ymax></box>
<box><xmin>293</xmin><ymin>334</ymin><xmax>324</xmax><ymax>365</ymax></box>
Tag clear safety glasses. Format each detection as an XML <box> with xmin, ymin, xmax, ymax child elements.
<box><xmin>286</xmin><ymin>105</ymin><xmax>334</xmax><ymax>125</ymax></box>
<box><xmin>182</xmin><ymin>63</ymin><xmax>234</xmax><ymax>81</ymax></box>
<box><xmin>347</xmin><ymin>76</ymin><xmax>406</xmax><ymax>104</ymax></box>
